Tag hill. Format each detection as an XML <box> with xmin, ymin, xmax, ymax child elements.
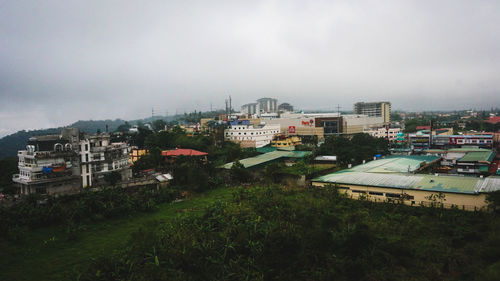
<box><xmin>1</xmin><ymin>186</ymin><xmax>499</xmax><ymax>280</ymax></box>
<box><xmin>0</xmin><ymin>119</ymin><xmax>127</xmax><ymax>160</ymax></box>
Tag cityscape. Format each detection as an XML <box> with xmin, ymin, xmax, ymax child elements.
<box><xmin>1</xmin><ymin>1</ymin><xmax>500</xmax><ymax>280</ymax></box>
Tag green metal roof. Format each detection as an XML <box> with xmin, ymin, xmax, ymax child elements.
<box><xmin>221</xmin><ymin>150</ymin><xmax>312</xmax><ymax>169</ymax></box>
<box><xmin>312</xmin><ymin>155</ymin><xmax>500</xmax><ymax>195</ymax></box>
<box><xmin>458</xmin><ymin>151</ymin><xmax>494</xmax><ymax>163</ymax></box>
<box><xmin>448</xmin><ymin>147</ymin><xmax>490</xmax><ymax>152</ymax></box>
<box><xmin>256</xmin><ymin>146</ymin><xmax>278</xmax><ymax>153</ymax></box>
<box><xmin>313</xmin><ymin>171</ymin><xmax>488</xmax><ymax>194</ymax></box>
<box><xmin>348</xmin><ymin>155</ymin><xmax>440</xmax><ymax>174</ymax></box>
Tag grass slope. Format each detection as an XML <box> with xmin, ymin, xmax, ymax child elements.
<box><xmin>0</xmin><ymin>187</ymin><xmax>232</xmax><ymax>281</ymax></box>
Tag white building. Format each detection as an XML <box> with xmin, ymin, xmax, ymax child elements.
<box><xmin>13</xmin><ymin>128</ymin><xmax>132</xmax><ymax>195</ymax></box>
<box><xmin>257</xmin><ymin>98</ymin><xmax>278</xmax><ymax>113</ymax></box>
<box><xmin>364</xmin><ymin>127</ymin><xmax>402</xmax><ymax>141</ymax></box>
<box><xmin>225</xmin><ymin>123</ymin><xmax>281</xmax><ymax>148</ymax></box>
<box><xmin>80</xmin><ymin>134</ymin><xmax>131</xmax><ymax>188</ymax></box>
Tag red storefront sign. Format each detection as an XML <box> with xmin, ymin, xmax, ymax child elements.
<box><xmin>289</xmin><ymin>126</ymin><xmax>296</xmax><ymax>133</ymax></box>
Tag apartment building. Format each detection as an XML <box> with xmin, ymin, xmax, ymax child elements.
<box><xmin>13</xmin><ymin>128</ymin><xmax>132</xmax><ymax>195</ymax></box>
<box><xmin>354</xmin><ymin>101</ymin><xmax>391</xmax><ymax>124</ymax></box>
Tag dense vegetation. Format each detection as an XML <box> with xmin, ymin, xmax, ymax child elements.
<box><xmin>317</xmin><ymin>133</ymin><xmax>389</xmax><ymax>166</ymax></box>
<box><xmin>76</xmin><ymin>186</ymin><xmax>500</xmax><ymax>281</ymax></box>
<box><xmin>0</xmin><ymin>186</ymin><xmax>179</xmax><ymax>241</ymax></box>
<box><xmin>0</xmin><ymin>156</ymin><xmax>17</xmax><ymax>194</ymax></box>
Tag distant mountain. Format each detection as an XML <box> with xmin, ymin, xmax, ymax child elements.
<box><xmin>0</xmin><ymin>119</ymin><xmax>127</xmax><ymax>160</ymax></box>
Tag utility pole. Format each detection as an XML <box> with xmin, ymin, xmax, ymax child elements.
<box><xmin>152</xmin><ymin>107</ymin><xmax>154</xmax><ymax>120</ymax></box>
<box><xmin>229</xmin><ymin>95</ymin><xmax>232</xmax><ymax>114</ymax></box>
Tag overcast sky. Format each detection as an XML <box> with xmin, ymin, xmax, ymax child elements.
<box><xmin>1</xmin><ymin>0</ymin><xmax>499</xmax><ymax>137</ymax></box>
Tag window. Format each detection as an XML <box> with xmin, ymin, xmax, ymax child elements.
<box><xmin>85</xmin><ymin>154</ymin><xmax>89</xmax><ymax>162</ymax></box>
<box><xmin>351</xmin><ymin>190</ymin><xmax>366</xmax><ymax>194</ymax></box>
<box><xmin>337</xmin><ymin>186</ymin><xmax>350</xmax><ymax>190</ymax></box>
<box><xmin>369</xmin><ymin>191</ymin><xmax>383</xmax><ymax>196</ymax></box>
<box><xmin>385</xmin><ymin>193</ymin><xmax>401</xmax><ymax>198</ymax></box>
<box><xmin>85</xmin><ymin>144</ymin><xmax>89</xmax><ymax>151</ymax></box>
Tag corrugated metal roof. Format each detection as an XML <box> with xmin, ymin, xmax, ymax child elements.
<box><xmin>458</xmin><ymin>151</ymin><xmax>494</xmax><ymax>163</ymax></box>
<box><xmin>477</xmin><ymin>177</ymin><xmax>500</xmax><ymax>192</ymax></box>
<box><xmin>313</xmin><ymin>172</ymin><xmax>493</xmax><ymax>194</ymax></box>
<box><xmin>221</xmin><ymin>150</ymin><xmax>312</xmax><ymax>169</ymax></box>
<box><xmin>348</xmin><ymin>155</ymin><xmax>440</xmax><ymax>174</ymax></box>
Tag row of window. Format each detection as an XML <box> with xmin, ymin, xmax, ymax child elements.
<box><xmin>227</xmin><ymin>130</ymin><xmax>279</xmax><ymax>135</ymax></box>
<box><xmin>341</xmin><ymin>187</ymin><xmax>414</xmax><ymax>199</ymax></box>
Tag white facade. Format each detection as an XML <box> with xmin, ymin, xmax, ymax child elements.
<box><xmin>364</xmin><ymin>127</ymin><xmax>402</xmax><ymax>141</ymax></box>
<box><xmin>80</xmin><ymin>135</ymin><xmax>130</xmax><ymax>188</ymax></box>
<box><xmin>225</xmin><ymin>124</ymin><xmax>281</xmax><ymax>148</ymax></box>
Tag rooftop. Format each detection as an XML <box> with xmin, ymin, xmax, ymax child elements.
<box><xmin>221</xmin><ymin>150</ymin><xmax>311</xmax><ymax>169</ymax></box>
<box><xmin>161</xmin><ymin>149</ymin><xmax>208</xmax><ymax>157</ymax></box>
<box><xmin>313</xmin><ymin>171</ymin><xmax>497</xmax><ymax>194</ymax></box>
<box><xmin>348</xmin><ymin>155</ymin><xmax>440</xmax><ymax>174</ymax></box>
<box><xmin>458</xmin><ymin>151</ymin><xmax>495</xmax><ymax>163</ymax></box>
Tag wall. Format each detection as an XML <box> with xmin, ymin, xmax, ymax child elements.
<box><xmin>311</xmin><ymin>181</ymin><xmax>488</xmax><ymax>211</ymax></box>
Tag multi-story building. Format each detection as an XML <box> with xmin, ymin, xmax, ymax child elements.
<box><xmin>257</xmin><ymin>98</ymin><xmax>278</xmax><ymax>113</ymax></box>
<box><xmin>409</xmin><ymin>133</ymin><xmax>431</xmax><ymax>152</ymax></box>
<box><xmin>354</xmin><ymin>101</ymin><xmax>391</xmax><ymax>124</ymax></box>
<box><xmin>241</xmin><ymin>103</ymin><xmax>259</xmax><ymax>115</ymax></box>
<box><xmin>225</xmin><ymin>120</ymin><xmax>280</xmax><ymax>148</ymax></box>
<box><xmin>13</xmin><ymin>128</ymin><xmax>82</xmax><ymax>195</ymax></box>
<box><xmin>365</xmin><ymin>127</ymin><xmax>402</xmax><ymax>141</ymax></box>
<box><xmin>13</xmin><ymin>128</ymin><xmax>132</xmax><ymax>195</ymax></box>
<box><xmin>342</xmin><ymin>114</ymin><xmax>385</xmax><ymax>135</ymax></box>
<box><xmin>80</xmin><ymin>133</ymin><xmax>131</xmax><ymax>188</ymax></box>
<box><xmin>433</xmin><ymin>135</ymin><xmax>493</xmax><ymax>149</ymax></box>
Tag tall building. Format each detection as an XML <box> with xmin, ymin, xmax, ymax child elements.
<box><xmin>13</xmin><ymin>128</ymin><xmax>132</xmax><ymax>195</ymax></box>
<box><xmin>257</xmin><ymin>98</ymin><xmax>278</xmax><ymax>113</ymax></box>
<box><xmin>241</xmin><ymin>103</ymin><xmax>259</xmax><ymax>115</ymax></box>
<box><xmin>79</xmin><ymin>133</ymin><xmax>131</xmax><ymax>188</ymax></box>
<box><xmin>354</xmin><ymin>101</ymin><xmax>391</xmax><ymax>124</ymax></box>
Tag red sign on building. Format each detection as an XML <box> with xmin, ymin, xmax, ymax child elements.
<box><xmin>289</xmin><ymin>126</ymin><xmax>296</xmax><ymax>133</ymax></box>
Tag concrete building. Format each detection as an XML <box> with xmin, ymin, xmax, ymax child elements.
<box><xmin>225</xmin><ymin>120</ymin><xmax>280</xmax><ymax>148</ymax></box>
<box><xmin>312</xmin><ymin>155</ymin><xmax>500</xmax><ymax>211</ymax></box>
<box><xmin>79</xmin><ymin>133</ymin><xmax>131</xmax><ymax>188</ymax></box>
<box><xmin>354</xmin><ymin>101</ymin><xmax>391</xmax><ymax>124</ymax></box>
<box><xmin>13</xmin><ymin>128</ymin><xmax>132</xmax><ymax>195</ymax></box>
<box><xmin>278</xmin><ymin>103</ymin><xmax>294</xmax><ymax>112</ymax></box>
<box><xmin>456</xmin><ymin>150</ymin><xmax>495</xmax><ymax>175</ymax></box>
<box><xmin>364</xmin><ymin>127</ymin><xmax>402</xmax><ymax>141</ymax></box>
<box><xmin>12</xmin><ymin>128</ymin><xmax>81</xmax><ymax>196</ymax></box>
<box><xmin>342</xmin><ymin>114</ymin><xmax>385</xmax><ymax>134</ymax></box>
<box><xmin>257</xmin><ymin>98</ymin><xmax>278</xmax><ymax>113</ymax></box>
<box><xmin>262</xmin><ymin>112</ymin><xmax>384</xmax><ymax>140</ymax></box>
<box><xmin>241</xmin><ymin>103</ymin><xmax>259</xmax><ymax>115</ymax></box>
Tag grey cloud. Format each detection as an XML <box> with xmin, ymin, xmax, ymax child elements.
<box><xmin>1</xmin><ymin>0</ymin><xmax>500</xmax><ymax>136</ymax></box>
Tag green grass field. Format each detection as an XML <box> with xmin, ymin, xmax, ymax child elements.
<box><xmin>0</xmin><ymin>187</ymin><xmax>232</xmax><ymax>281</ymax></box>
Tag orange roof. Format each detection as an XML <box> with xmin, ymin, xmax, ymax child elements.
<box><xmin>161</xmin><ymin>148</ymin><xmax>208</xmax><ymax>157</ymax></box>
<box><xmin>416</xmin><ymin>125</ymin><xmax>431</xmax><ymax>130</ymax></box>
<box><xmin>485</xmin><ymin>116</ymin><xmax>500</xmax><ymax>124</ymax></box>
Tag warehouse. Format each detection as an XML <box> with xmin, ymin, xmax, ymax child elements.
<box><xmin>312</xmin><ymin>156</ymin><xmax>500</xmax><ymax>211</ymax></box>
